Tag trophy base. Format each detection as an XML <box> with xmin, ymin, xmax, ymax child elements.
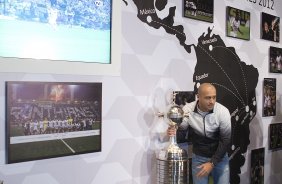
<box><xmin>156</xmin><ymin>145</ymin><xmax>188</xmax><ymax>184</ymax></box>
<box><xmin>157</xmin><ymin>158</ymin><xmax>188</xmax><ymax>184</ymax></box>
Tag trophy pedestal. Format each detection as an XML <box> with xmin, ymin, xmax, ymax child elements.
<box><xmin>156</xmin><ymin>143</ymin><xmax>188</xmax><ymax>184</ymax></box>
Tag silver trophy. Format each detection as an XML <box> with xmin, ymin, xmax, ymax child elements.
<box><xmin>156</xmin><ymin>92</ymin><xmax>188</xmax><ymax>184</ymax></box>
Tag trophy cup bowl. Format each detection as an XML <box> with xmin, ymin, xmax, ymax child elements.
<box><xmin>167</xmin><ymin>105</ymin><xmax>184</xmax><ymax>126</ymax></box>
<box><xmin>157</xmin><ymin>104</ymin><xmax>188</xmax><ymax>184</ymax></box>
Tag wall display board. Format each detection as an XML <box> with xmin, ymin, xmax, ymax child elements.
<box><xmin>130</xmin><ymin>1</ymin><xmax>259</xmax><ymax>183</ymax></box>
<box><xmin>262</xmin><ymin>78</ymin><xmax>276</xmax><ymax>117</ymax></box>
<box><xmin>226</xmin><ymin>6</ymin><xmax>250</xmax><ymax>40</ymax></box>
<box><xmin>269</xmin><ymin>123</ymin><xmax>282</xmax><ymax>150</ymax></box>
<box><xmin>183</xmin><ymin>0</ymin><xmax>214</xmax><ymax>23</ymax></box>
<box><xmin>261</xmin><ymin>12</ymin><xmax>280</xmax><ymax>42</ymax></box>
<box><xmin>250</xmin><ymin>148</ymin><xmax>265</xmax><ymax>184</ymax></box>
<box><xmin>269</xmin><ymin>46</ymin><xmax>282</xmax><ymax>73</ymax></box>
<box><xmin>6</xmin><ymin>81</ymin><xmax>102</xmax><ymax>164</ymax></box>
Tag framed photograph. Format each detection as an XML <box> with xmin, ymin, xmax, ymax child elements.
<box><xmin>183</xmin><ymin>0</ymin><xmax>214</xmax><ymax>23</ymax></box>
<box><xmin>226</xmin><ymin>6</ymin><xmax>250</xmax><ymax>40</ymax></box>
<box><xmin>173</xmin><ymin>91</ymin><xmax>195</xmax><ymax>144</ymax></box>
<box><xmin>269</xmin><ymin>46</ymin><xmax>282</xmax><ymax>73</ymax></box>
<box><xmin>269</xmin><ymin>123</ymin><xmax>282</xmax><ymax>150</ymax></box>
<box><xmin>261</xmin><ymin>12</ymin><xmax>280</xmax><ymax>42</ymax></box>
<box><xmin>0</xmin><ymin>0</ymin><xmax>121</xmax><ymax>76</ymax></box>
<box><xmin>6</xmin><ymin>81</ymin><xmax>102</xmax><ymax>163</ymax></box>
<box><xmin>250</xmin><ymin>148</ymin><xmax>265</xmax><ymax>184</ymax></box>
<box><xmin>174</xmin><ymin>91</ymin><xmax>196</xmax><ymax>108</ymax></box>
<box><xmin>263</xmin><ymin>78</ymin><xmax>276</xmax><ymax>117</ymax></box>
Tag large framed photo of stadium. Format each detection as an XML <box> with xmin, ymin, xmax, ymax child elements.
<box><xmin>0</xmin><ymin>0</ymin><xmax>121</xmax><ymax>76</ymax></box>
<box><xmin>6</xmin><ymin>81</ymin><xmax>102</xmax><ymax>164</ymax></box>
<box><xmin>226</xmin><ymin>6</ymin><xmax>250</xmax><ymax>41</ymax></box>
<box><xmin>183</xmin><ymin>0</ymin><xmax>214</xmax><ymax>23</ymax></box>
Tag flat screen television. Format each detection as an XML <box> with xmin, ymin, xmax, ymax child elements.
<box><xmin>0</xmin><ymin>0</ymin><xmax>120</xmax><ymax>75</ymax></box>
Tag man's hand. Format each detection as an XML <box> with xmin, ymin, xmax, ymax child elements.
<box><xmin>196</xmin><ymin>162</ymin><xmax>214</xmax><ymax>178</ymax></box>
<box><xmin>167</xmin><ymin>126</ymin><xmax>177</xmax><ymax>137</ymax></box>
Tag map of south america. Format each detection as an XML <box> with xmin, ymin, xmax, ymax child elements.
<box><xmin>194</xmin><ymin>28</ymin><xmax>259</xmax><ymax>183</ymax></box>
<box><xmin>126</xmin><ymin>0</ymin><xmax>259</xmax><ymax>183</ymax></box>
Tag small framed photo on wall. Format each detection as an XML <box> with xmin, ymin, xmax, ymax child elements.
<box><xmin>174</xmin><ymin>91</ymin><xmax>195</xmax><ymax>108</ymax></box>
<box><xmin>250</xmin><ymin>148</ymin><xmax>265</xmax><ymax>184</ymax></box>
<box><xmin>173</xmin><ymin>91</ymin><xmax>195</xmax><ymax>144</ymax></box>
<box><xmin>269</xmin><ymin>123</ymin><xmax>282</xmax><ymax>150</ymax></box>
<box><xmin>183</xmin><ymin>0</ymin><xmax>214</xmax><ymax>23</ymax></box>
<box><xmin>226</xmin><ymin>6</ymin><xmax>250</xmax><ymax>40</ymax></box>
<box><xmin>263</xmin><ymin>78</ymin><xmax>276</xmax><ymax>117</ymax></box>
<box><xmin>269</xmin><ymin>46</ymin><xmax>282</xmax><ymax>73</ymax></box>
<box><xmin>261</xmin><ymin>12</ymin><xmax>280</xmax><ymax>42</ymax></box>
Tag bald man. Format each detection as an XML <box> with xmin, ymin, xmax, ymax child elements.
<box><xmin>167</xmin><ymin>83</ymin><xmax>231</xmax><ymax>184</ymax></box>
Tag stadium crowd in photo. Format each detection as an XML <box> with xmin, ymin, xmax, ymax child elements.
<box><xmin>0</xmin><ymin>0</ymin><xmax>111</xmax><ymax>29</ymax></box>
<box><xmin>6</xmin><ymin>82</ymin><xmax>102</xmax><ymax>163</ymax></box>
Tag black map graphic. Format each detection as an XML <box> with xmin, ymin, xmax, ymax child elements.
<box><xmin>126</xmin><ymin>0</ymin><xmax>259</xmax><ymax>183</ymax></box>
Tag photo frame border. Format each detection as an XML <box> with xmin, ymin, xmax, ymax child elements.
<box><xmin>250</xmin><ymin>147</ymin><xmax>265</xmax><ymax>184</ymax></box>
<box><xmin>262</xmin><ymin>78</ymin><xmax>276</xmax><ymax>117</ymax></box>
<box><xmin>5</xmin><ymin>81</ymin><xmax>102</xmax><ymax>164</ymax></box>
<box><xmin>269</xmin><ymin>46</ymin><xmax>282</xmax><ymax>73</ymax></box>
<box><xmin>269</xmin><ymin>123</ymin><xmax>282</xmax><ymax>151</ymax></box>
<box><xmin>261</xmin><ymin>12</ymin><xmax>280</xmax><ymax>43</ymax></box>
<box><xmin>183</xmin><ymin>0</ymin><xmax>214</xmax><ymax>23</ymax></box>
<box><xmin>226</xmin><ymin>6</ymin><xmax>251</xmax><ymax>41</ymax></box>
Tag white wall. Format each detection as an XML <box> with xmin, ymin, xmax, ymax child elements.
<box><xmin>0</xmin><ymin>0</ymin><xmax>281</xmax><ymax>183</ymax></box>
